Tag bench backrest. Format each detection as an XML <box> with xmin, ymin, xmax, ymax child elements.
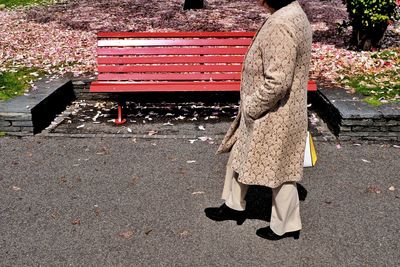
<box><xmin>93</xmin><ymin>32</ymin><xmax>317</xmax><ymax>92</ymax></box>
<box><xmin>96</xmin><ymin>32</ymin><xmax>253</xmax><ymax>84</ymax></box>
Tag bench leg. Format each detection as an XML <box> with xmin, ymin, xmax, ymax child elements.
<box><xmin>115</xmin><ymin>100</ymin><xmax>127</xmax><ymax>125</ymax></box>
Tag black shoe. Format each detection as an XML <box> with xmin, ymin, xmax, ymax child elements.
<box><xmin>204</xmin><ymin>203</ymin><xmax>246</xmax><ymax>225</ymax></box>
<box><xmin>256</xmin><ymin>226</ymin><xmax>300</xmax><ymax>240</ymax></box>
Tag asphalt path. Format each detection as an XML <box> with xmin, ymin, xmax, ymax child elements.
<box><xmin>0</xmin><ymin>133</ymin><xmax>399</xmax><ymax>266</ymax></box>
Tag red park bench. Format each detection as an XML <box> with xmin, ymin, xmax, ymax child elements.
<box><xmin>90</xmin><ymin>32</ymin><xmax>317</xmax><ymax>124</ymax></box>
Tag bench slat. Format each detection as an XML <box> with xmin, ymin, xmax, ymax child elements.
<box><xmin>98</xmin><ymin>32</ymin><xmax>255</xmax><ymax>38</ymax></box>
<box><xmin>98</xmin><ymin>65</ymin><xmax>242</xmax><ymax>73</ymax></box>
<box><xmin>91</xmin><ymin>81</ymin><xmax>317</xmax><ymax>92</ymax></box>
<box><xmin>97</xmin><ymin>47</ymin><xmax>248</xmax><ymax>56</ymax></box>
<box><xmin>90</xmin><ymin>81</ymin><xmax>241</xmax><ymax>92</ymax></box>
<box><xmin>98</xmin><ymin>73</ymin><xmax>241</xmax><ymax>81</ymax></box>
<box><xmin>98</xmin><ymin>56</ymin><xmax>245</xmax><ymax>64</ymax></box>
<box><xmin>98</xmin><ymin>39</ymin><xmax>253</xmax><ymax>47</ymax></box>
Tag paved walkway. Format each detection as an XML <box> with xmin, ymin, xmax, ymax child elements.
<box><xmin>0</xmin><ymin>131</ymin><xmax>399</xmax><ymax>266</ymax></box>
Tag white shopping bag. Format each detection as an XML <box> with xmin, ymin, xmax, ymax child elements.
<box><xmin>304</xmin><ymin>131</ymin><xmax>317</xmax><ymax>167</ymax></box>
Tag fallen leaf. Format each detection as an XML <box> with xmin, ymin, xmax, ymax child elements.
<box><xmin>12</xmin><ymin>185</ymin><xmax>21</xmax><ymax>191</ymax></box>
<box><xmin>179</xmin><ymin>230</ymin><xmax>190</xmax><ymax>238</ymax></box>
<box><xmin>119</xmin><ymin>230</ymin><xmax>134</xmax><ymax>239</ymax></box>
<box><xmin>130</xmin><ymin>176</ymin><xmax>140</xmax><ymax>186</ymax></box>
<box><xmin>72</xmin><ymin>218</ymin><xmax>81</xmax><ymax>225</ymax></box>
<box><xmin>175</xmin><ymin>115</ymin><xmax>185</xmax><ymax>120</ymax></box>
<box><xmin>51</xmin><ymin>211</ymin><xmax>60</xmax><ymax>220</ymax></box>
<box><xmin>94</xmin><ymin>207</ymin><xmax>100</xmax><ymax>216</ymax></box>
<box><xmin>366</xmin><ymin>186</ymin><xmax>381</xmax><ymax>194</ymax></box>
<box><xmin>59</xmin><ymin>176</ymin><xmax>67</xmax><ymax>184</ymax></box>
<box><xmin>145</xmin><ymin>229</ymin><xmax>153</xmax><ymax>235</ymax></box>
<box><xmin>92</xmin><ymin>112</ymin><xmax>101</xmax><ymax>121</ymax></box>
<box><xmin>192</xmin><ymin>191</ymin><xmax>205</xmax><ymax>195</ymax></box>
<box><xmin>148</xmin><ymin>130</ymin><xmax>157</xmax><ymax>136</ymax></box>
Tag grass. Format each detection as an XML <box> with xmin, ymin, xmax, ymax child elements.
<box><xmin>0</xmin><ymin>0</ymin><xmax>59</xmax><ymax>8</ymax></box>
<box><xmin>0</xmin><ymin>67</ymin><xmax>46</xmax><ymax>101</ymax></box>
<box><xmin>341</xmin><ymin>70</ymin><xmax>400</xmax><ymax>106</ymax></box>
<box><xmin>339</xmin><ymin>49</ymin><xmax>400</xmax><ymax>106</ymax></box>
<box><xmin>0</xmin><ymin>132</ymin><xmax>6</xmax><ymax>137</ymax></box>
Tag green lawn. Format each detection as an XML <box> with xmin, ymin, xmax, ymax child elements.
<box><xmin>0</xmin><ymin>68</ymin><xmax>45</xmax><ymax>101</ymax></box>
<box><xmin>343</xmin><ymin>70</ymin><xmax>400</xmax><ymax>106</ymax></box>
<box><xmin>339</xmin><ymin>49</ymin><xmax>400</xmax><ymax>106</ymax></box>
<box><xmin>0</xmin><ymin>0</ymin><xmax>56</xmax><ymax>8</ymax></box>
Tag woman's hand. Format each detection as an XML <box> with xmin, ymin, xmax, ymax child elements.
<box><xmin>243</xmin><ymin>96</ymin><xmax>255</xmax><ymax>128</ymax></box>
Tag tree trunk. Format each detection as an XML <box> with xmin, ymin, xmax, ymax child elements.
<box><xmin>351</xmin><ymin>23</ymin><xmax>388</xmax><ymax>51</ymax></box>
<box><xmin>183</xmin><ymin>0</ymin><xmax>204</xmax><ymax>10</ymax></box>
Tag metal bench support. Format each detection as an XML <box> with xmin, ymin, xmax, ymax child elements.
<box><xmin>115</xmin><ymin>97</ymin><xmax>127</xmax><ymax>125</ymax></box>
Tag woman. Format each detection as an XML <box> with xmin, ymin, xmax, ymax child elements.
<box><xmin>205</xmin><ymin>0</ymin><xmax>312</xmax><ymax>240</ymax></box>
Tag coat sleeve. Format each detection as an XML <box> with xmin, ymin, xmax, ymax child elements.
<box><xmin>244</xmin><ymin>23</ymin><xmax>297</xmax><ymax>120</ymax></box>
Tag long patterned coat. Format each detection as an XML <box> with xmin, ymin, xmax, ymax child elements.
<box><xmin>217</xmin><ymin>1</ymin><xmax>312</xmax><ymax>188</ymax></box>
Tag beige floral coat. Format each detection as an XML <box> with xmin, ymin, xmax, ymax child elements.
<box><xmin>217</xmin><ymin>1</ymin><xmax>312</xmax><ymax>188</ymax></box>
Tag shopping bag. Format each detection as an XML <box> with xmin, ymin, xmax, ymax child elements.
<box><xmin>303</xmin><ymin>131</ymin><xmax>317</xmax><ymax>167</ymax></box>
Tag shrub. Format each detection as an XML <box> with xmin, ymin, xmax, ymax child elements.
<box><xmin>342</xmin><ymin>0</ymin><xmax>399</xmax><ymax>50</ymax></box>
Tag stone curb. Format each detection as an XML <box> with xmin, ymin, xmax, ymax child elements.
<box><xmin>312</xmin><ymin>88</ymin><xmax>400</xmax><ymax>142</ymax></box>
<box><xmin>2</xmin><ymin>77</ymin><xmax>399</xmax><ymax>143</ymax></box>
<box><xmin>0</xmin><ymin>77</ymin><xmax>75</xmax><ymax>135</ymax></box>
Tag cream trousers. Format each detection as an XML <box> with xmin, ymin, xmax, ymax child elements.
<box><xmin>221</xmin><ymin>152</ymin><xmax>302</xmax><ymax>236</ymax></box>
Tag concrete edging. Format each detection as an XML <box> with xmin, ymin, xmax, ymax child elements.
<box><xmin>312</xmin><ymin>88</ymin><xmax>400</xmax><ymax>142</ymax></box>
<box><xmin>0</xmin><ymin>77</ymin><xmax>75</xmax><ymax>135</ymax></box>
<box><xmin>1</xmin><ymin>77</ymin><xmax>399</xmax><ymax>142</ymax></box>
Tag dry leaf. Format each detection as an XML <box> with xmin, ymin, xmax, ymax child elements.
<box><xmin>192</xmin><ymin>191</ymin><xmax>205</xmax><ymax>195</ymax></box>
<box><xmin>72</xmin><ymin>218</ymin><xmax>81</xmax><ymax>225</ymax></box>
<box><xmin>179</xmin><ymin>230</ymin><xmax>190</xmax><ymax>238</ymax></box>
<box><xmin>366</xmin><ymin>186</ymin><xmax>381</xmax><ymax>194</ymax></box>
<box><xmin>148</xmin><ymin>130</ymin><xmax>157</xmax><ymax>136</ymax></box>
<box><xmin>130</xmin><ymin>176</ymin><xmax>140</xmax><ymax>186</ymax></box>
<box><xmin>12</xmin><ymin>185</ymin><xmax>21</xmax><ymax>191</ymax></box>
<box><xmin>119</xmin><ymin>230</ymin><xmax>134</xmax><ymax>239</ymax></box>
<box><xmin>59</xmin><ymin>176</ymin><xmax>67</xmax><ymax>184</ymax></box>
<box><xmin>51</xmin><ymin>211</ymin><xmax>60</xmax><ymax>220</ymax></box>
<box><xmin>94</xmin><ymin>207</ymin><xmax>100</xmax><ymax>216</ymax></box>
